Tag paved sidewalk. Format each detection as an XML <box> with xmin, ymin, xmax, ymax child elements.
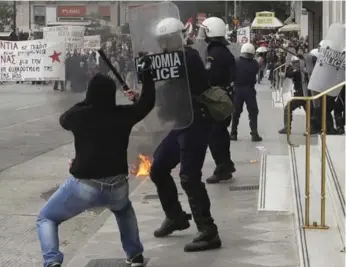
<box><xmin>66</xmin><ymin>81</ymin><xmax>300</xmax><ymax>267</ymax></box>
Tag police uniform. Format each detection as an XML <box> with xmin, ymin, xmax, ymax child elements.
<box><xmin>205</xmin><ymin>42</ymin><xmax>237</xmax><ymax>184</ymax></box>
<box><xmin>230</xmin><ymin>55</ymin><xmax>263</xmax><ymax>141</ymax></box>
<box><xmin>334</xmin><ymin>86</ymin><xmax>345</xmax><ymax>134</ymax></box>
<box><xmin>278</xmin><ymin>64</ymin><xmax>307</xmax><ymax>134</ymax></box>
<box><xmin>150</xmin><ymin>46</ymin><xmax>221</xmax><ymax>252</ymax></box>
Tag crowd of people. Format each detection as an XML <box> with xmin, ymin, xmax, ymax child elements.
<box><xmin>249</xmin><ymin>32</ymin><xmax>345</xmax><ymax>136</ymax></box>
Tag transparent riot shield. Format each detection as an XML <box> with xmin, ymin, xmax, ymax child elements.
<box><xmin>308</xmin><ymin>23</ymin><xmax>346</xmax><ymax>97</ymax></box>
<box><xmin>192</xmin><ymin>26</ymin><xmax>208</xmax><ymax>64</ymax></box>
<box><xmin>128</xmin><ymin>2</ymin><xmax>193</xmax><ymax>135</ymax></box>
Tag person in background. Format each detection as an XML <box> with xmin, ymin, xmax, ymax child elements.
<box><xmin>257</xmin><ymin>52</ymin><xmax>265</xmax><ymax>84</ymax></box>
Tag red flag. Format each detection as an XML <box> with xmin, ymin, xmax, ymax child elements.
<box><xmin>185</xmin><ymin>17</ymin><xmax>194</xmax><ymax>38</ymax></box>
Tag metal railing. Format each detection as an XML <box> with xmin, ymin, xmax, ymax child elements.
<box><xmin>272</xmin><ymin>63</ymin><xmax>290</xmax><ymax>106</ymax></box>
<box><xmin>286</xmin><ymin>81</ymin><xmax>346</xmax><ymax>230</ymax></box>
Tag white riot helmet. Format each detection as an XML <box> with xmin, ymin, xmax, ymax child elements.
<box><xmin>240</xmin><ymin>43</ymin><xmax>255</xmax><ymax>59</ymax></box>
<box><xmin>310</xmin><ymin>48</ymin><xmax>319</xmax><ymax>57</ymax></box>
<box><xmin>155</xmin><ymin>17</ymin><xmax>186</xmax><ymax>52</ymax></box>
<box><xmin>291</xmin><ymin>56</ymin><xmax>299</xmax><ymax>62</ymax></box>
<box><xmin>290</xmin><ymin>56</ymin><xmax>300</xmax><ymax>69</ymax></box>
<box><xmin>199</xmin><ymin>17</ymin><xmax>229</xmax><ymax>45</ymax></box>
<box><xmin>200</xmin><ymin>17</ymin><xmax>226</xmax><ymax>37</ymax></box>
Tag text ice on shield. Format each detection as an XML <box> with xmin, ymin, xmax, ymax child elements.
<box><xmin>49</xmin><ymin>51</ymin><xmax>62</xmax><ymax>63</ymax></box>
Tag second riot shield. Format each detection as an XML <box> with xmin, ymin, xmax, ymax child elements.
<box><xmin>308</xmin><ymin>23</ymin><xmax>345</xmax><ymax>97</ymax></box>
<box><xmin>128</xmin><ymin>2</ymin><xmax>193</xmax><ymax>133</ymax></box>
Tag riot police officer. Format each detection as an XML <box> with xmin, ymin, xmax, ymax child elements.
<box><xmin>149</xmin><ymin>18</ymin><xmax>221</xmax><ymax>252</ymax></box>
<box><xmin>278</xmin><ymin>56</ymin><xmax>306</xmax><ymax>134</ymax></box>
<box><xmin>230</xmin><ymin>43</ymin><xmax>263</xmax><ymax>141</ymax></box>
<box><xmin>334</xmin><ymin>86</ymin><xmax>345</xmax><ymax>134</ymax></box>
<box><xmin>195</xmin><ymin>17</ymin><xmax>237</xmax><ymax>184</ymax></box>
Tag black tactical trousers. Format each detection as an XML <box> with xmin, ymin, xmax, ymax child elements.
<box><xmin>209</xmin><ymin>116</ymin><xmax>234</xmax><ymax>168</ymax></box>
<box><xmin>150</xmin><ymin>118</ymin><xmax>217</xmax><ymax>231</ymax></box>
<box><xmin>231</xmin><ymin>88</ymin><xmax>259</xmax><ymax>134</ymax></box>
<box><xmin>334</xmin><ymin>88</ymin><xmax>345</xmax><ymax>128</ymax></box>
<box><xmin>313</xmin><ymin>95</ymin><xmax>336</xmax><ymax>131</ymax></box>
<box><xmin>283</xmin><ymin>90</ymin><xmax>311</xmax><ymax>126</ymax></box>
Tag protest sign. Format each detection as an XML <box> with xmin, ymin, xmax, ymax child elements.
<box><xmin>43</xmin><ymin>25</ymin><xmax>84</xmax><ymax>50</ymax></box>
<box><xmin>0</xmin><ymin>38</ymin><xmax>66</xmax><ymax>81</ymax></box>
<box><xmin>83</xmin><ymin>35</ymin><xmax>101</xmax><ymax>50</ymax></box>
<box><xmin>237</xmin><ymin>26</ymin><xmax>250</xmax><ymax>44</ymax></box>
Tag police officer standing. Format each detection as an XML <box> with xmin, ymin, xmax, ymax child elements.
<box><xmin>278</xmin><ymin>56</ymin><xmax>306</xmax><ymax>134</ymax></box>
<box><xmin>197</xmin><ymin>17</ymin><xmax>237</xmax><ymax>184</ymax></box>
<box><xmin>149</xmin><ymin>18</ymin><xmax>221</xmax><ymax>252</ymax></box>
<box><xmin>230</xmin><ymin>43</ymin><xmax>263</xmax><ymax>141</ymax></box>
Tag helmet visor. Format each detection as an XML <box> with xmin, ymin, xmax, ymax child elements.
<box><xmin>196</xmin><ymin>26</ymin><xmax>207</xmax><ymax>39</ymax></box>
<box><xmin>156</xmin><ymin>32</ymin><xmax>183</xmax><ymax>52</ymax></box>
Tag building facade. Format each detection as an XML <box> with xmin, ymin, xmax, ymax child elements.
<box><xmin>15</xmin><ymin>1</ymin><xmax>155</xmax><ymax>33</ymax></box>
<box><xmin>322</xmin><ymin>0</ymin><xmax>345</xmax><ymax>37</ymax></box>
<box><xmin>294</xmin><ymin>1</ymin><xmax>345</xmax><ymax>49</ymax></box>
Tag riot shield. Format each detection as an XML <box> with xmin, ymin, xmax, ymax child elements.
<box><xmin>128</xmin><ymin>2</ymin><xmax>193</xmax><ymax>135</ymax></box>
<box><xmin>192</xmin><ymin>37</ymin><xmax>208</xmax><ymax>64</ymax></box>
<box><xmin>308</xmin><ymin>23</ymin><xmax>345</xmax><ymax>97</ymax></box>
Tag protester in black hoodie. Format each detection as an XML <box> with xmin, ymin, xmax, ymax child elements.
<box><xmin>36</xmin><ymin>70</ymin><xmax>155</xmax><ymax>267</ymax></box>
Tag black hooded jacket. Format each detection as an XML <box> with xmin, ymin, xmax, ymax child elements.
<box><xmin>59</xmin><ymin>73</ymin><xmax>155</xmax><ymax>179</ymax></box>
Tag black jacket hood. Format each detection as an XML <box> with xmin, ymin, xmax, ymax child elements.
<box><xmin>85</xmin><ymin>73</ymin><xmax>117</xmax><ymax>108</ymax></box>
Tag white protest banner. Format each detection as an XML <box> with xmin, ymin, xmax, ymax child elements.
<box><xmin>0</xmin><ymin>38</ymin><xmax>66</xmax><ymax>81</ymax></box>
<box><xmin>43</xmin><ymin>25</ymin><xmax>84</xmax><ymax>50</ymax></box>
<box><xmin>237</xmin><ymin>26</ymin><xmax>250</xmax><ymax>44</ymax></box>
<box><xmin>83</xmin><ymin>35</ymin><xmax>101</xmax><ymax>50</ymax></box>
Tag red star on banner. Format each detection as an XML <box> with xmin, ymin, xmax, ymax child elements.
<box><xmin>49</xmin><ymin>51</ymin><xmax>62</xmax><ymax>63</ymax></box>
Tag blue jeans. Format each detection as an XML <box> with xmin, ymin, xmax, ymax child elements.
<box><xmin>37</xmin><ymin>176</ymin><xmax>143</xmax><ymax>267</ymax></box>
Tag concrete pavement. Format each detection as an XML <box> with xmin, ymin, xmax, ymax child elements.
<box><xmin>65</xmin><ymin>80</ymin><xmax>300</xmax><ymax>267</ymax></box>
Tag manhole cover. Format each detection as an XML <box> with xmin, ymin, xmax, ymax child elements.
<box><xmin>144</xmin><ymin>193</ymin><xmax>182</xmax><ymax>200</ymax></box>
<box><xmin>229</xmin><ymin>185</ymin><xmax>259</xmax><ymax>191</ymax></box>
<box><xmin>85</xmin><ymin>258</ymin><xmax>150</xmax><ymax>267</ymax></box>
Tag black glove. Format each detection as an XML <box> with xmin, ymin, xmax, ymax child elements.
<box><xmin>137</xmin><ymin>55</ymin><xmax>153</xmax><ymax>82</ymax></box>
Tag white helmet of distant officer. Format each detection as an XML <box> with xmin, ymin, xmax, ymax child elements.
<box><xmin>240</xmin><ymin>43</ymin><xmax>255</xmax><ymax>59</ymax></box>
<box><xmin>198</xmin><ymin>17</ymin><xmax>229</xmax><ymax>46</ymax></box>
<box><xmin>155</xmin><ymin>17</ymin><xmax>188</xmax><ymax>52</ymax></box>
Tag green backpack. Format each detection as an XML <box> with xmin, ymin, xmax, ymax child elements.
<box><xmin>196</xmin><ymin>86</ymin><xmax>235</xmax><ymax>121</ymax></box>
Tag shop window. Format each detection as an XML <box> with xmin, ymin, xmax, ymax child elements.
<box><xmin>99</xmin><ymin>6</ymin><xmax>111</xmax><ymax>21</ymax></box>
<box><xmin>33</xmin><ymin>6</ymin><xmax>46</xmax><ymax>25</ymax></box>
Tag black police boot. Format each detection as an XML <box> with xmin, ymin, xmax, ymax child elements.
<box><xmin>337</xmin><ymin>126</ymin><xmax>345</xmax><ymax>135</ymax></box>
<box><xmin>153</xmin><ymin>212</ymin><xmax>192</xmax><ymax>238</ymax></box>
<box><xmin>327</xmin><ymin>128</ymin><xmax>338</xmax><ymax>135</ymax></box>
<box><xmin>206</xmin><ymin>164</ymin><xmax>236</xmax><ymax>184</ymax></box>
<box><xmin>278</xmin><ymin>127</ymin><xmax>288</xmax><ymax>134</ymax></box>
<box><xmin>230</xmin><ymin>132</ymin><xmax>237</xmax><ymax>141</ymax></box>
<box><xmin>184</xmin><ymin>226</ymin><xmax>222</xmax><ymax>252</ymax></box>
<box><xmin>251</xmin><ymin>132</ymin><xmax>263</xmax><ymax>142</ymax></box>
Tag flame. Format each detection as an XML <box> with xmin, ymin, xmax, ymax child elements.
<box><xmin>132</xmin><ymin>154</ymin><xmax>152</xmax><ymax>177</ymax></box>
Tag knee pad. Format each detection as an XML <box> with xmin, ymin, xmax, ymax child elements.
<box><xmin>180</xmin><ymin>175</ymin><xmax>201</xmax><ymax>193</ymax></box>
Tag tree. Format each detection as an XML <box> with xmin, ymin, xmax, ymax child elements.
<box><xmin>0</xmin><ymin>2</ymin><xmax>14</xmax><ymax>28</ymax></box>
